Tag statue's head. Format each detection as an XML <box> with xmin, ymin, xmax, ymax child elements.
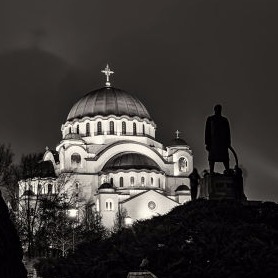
<box><xmin>214</xmin><ymin>104</ymin><xmax>222</xmax><ymax>115</ymax></box>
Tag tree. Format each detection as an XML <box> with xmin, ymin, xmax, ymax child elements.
<box><xmin>0</xmin><ymin>144</ymin><xmax>13</xmax><ymax>185</ymax></box>
<box><xmin>36</xmin><ymin>194</ymin><xmax>78</xmax><ymax>257</ymax></box>
<box><xmin>113</xmin><ymin>207</ymin><xmax>128</xmax><ymax>232</ymax></box>
<box><xmin>15</xmin><ymin>152</ymin><xmax>108</xmax><ymax>259</ymax></box>
<box><xmin>16</xmin><ymin>178</ymin><xmax>77</xmax><ymax>258</ymax></box>
<box><xmin>15</xmin><ymin>152</ymin><xmax>57</xmax><ymax>257</ymax></box>
<box><xmin>0</xmin><ymin>144</ymin><xmax>16</xmax><ymax>206</ymax></box>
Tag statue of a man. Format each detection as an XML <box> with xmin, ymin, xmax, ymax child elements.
<box><xmin>205</xmin><ymin>104</ymin><xmax>231</xmax><ymax>173</ymax></box>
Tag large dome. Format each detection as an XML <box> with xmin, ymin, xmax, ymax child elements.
<box><xmin>102</xmin><ymin>152</ymin><xmax>161</xmax><ymax>172</ymax></box>
<box><xmin>67</xmin><ymin>87</ymin><xmax>151</xmax><ymax>121</ymax></box>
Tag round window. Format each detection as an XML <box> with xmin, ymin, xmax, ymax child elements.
<box><xmin>148</xmin><ymin>201</ymin><xmax>156</xmax><ymax>210</ymax></box>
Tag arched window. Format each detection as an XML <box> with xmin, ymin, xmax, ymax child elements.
<box><xmin>48</xmin><ymin>184</ymin><xmax>53</xmax><ymax>194</ymax></box>
<box><xmin>69</xmin><ymin>127</ymin><xmax>72</xmax><ymax>134</ymax></box>
<box><xmin>158</xmin><ymin>178</ymin><xmax>161</xmax><ymax>188</ymax></box>
<box><xmin>120</xmin><ymin>177</ymin><xmax>124</xmax><ymax>187</ymax></box>
<box><xmin>105</xmin><ymin>199</ymin><xmax>114</xmax><ymax>211</ymax></box>
<box><xmin>133</xmin><ymin>123</ymin><xmax>137</xmax><ymax>135</ymax></box>
<box><xmin>97</xmin><ymin>122</ymin><xmax>102</xmax><ymax>135</ymax></box>
<box><xmin>130</xmin><ymin>177</ymin><xmax>135</xmax><ymax>186</ymax></box>
<box><xmin>75</xmin><ymin>183</ymin><xmax>79</xmax><ymax>190</ymax></box>
<box><xmin>122</xmin><ymin>122</ymin><xmax>126</xmax><ymax>135</ymax></box>
<box><xmin>110</xmin><ymin>178</ymin><xmax>113</xmax><ymax>185</ymax></box>
<box><xmin>141</xmin><ymin>177</ymin><xmax>145</xmax><ymax>186</ymax></box>
<box><xmin>86</xmin><ymin>123</ymin><xmax>90</xmax><ymax>136</ymax></box>
<box><xmin>143</xmin><ymin>124</ymin><xmax>145</xmax><ymax>135</ymax></box>
<box><xmin>178</xmin><ymin>157</ymin><xmax>188</xmax><ymax>172</ymax></box>
<box><xmin>76</xmin><ymin>124</ymin><xmax>79</xmax><ymax>134</ymax></box>
<box><xmin>151</xmin><ymin>177</ymin><xmax>154</xmax><ymax>186</ymax></box>
<box><xmin>110</xmin><ymin>121</ymin><xmax>115</xmax><ymax>134</ymax></box>
<box><xmin>71</xmin><ymin>153</ymin><xmax>81</xmax><ymax>166</ymax></box>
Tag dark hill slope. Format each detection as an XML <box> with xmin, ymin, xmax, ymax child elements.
<box><xmin>37</xmin><ymin>200</ymin><xmax>278</xmax><ymax>278</ymax></box>
<box><xmin>0</xmin><ymin>191</ymin><xmax>27</xmax><ymax>278</ymax></box>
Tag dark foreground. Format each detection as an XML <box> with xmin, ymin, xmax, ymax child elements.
<box><xmin>36</xmin><ymin>199</ymin><xmax>278</xmax><ymax>278</ymax></box>
<box><xmin>0</xmin><ymin>192</ymin><xmax>27</xmax><ymax>278</ymax></box>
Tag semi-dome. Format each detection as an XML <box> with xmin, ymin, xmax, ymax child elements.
<box><xmin>175</xmin><ymin>184</ymin><xmax>190</xmax><ymax>192</ymax></box>
<box><xmin>102</xmin><ymin>152</ymin><xmax>161</xmax><ymax>172</ymax></box>
<box><xmin>67</xmin><ymin>87</ymin><xmax>151</xmax><ymax>121</ymax></box>
<box><xmin>64</xmin><ymin>133</ymin><xmax>82</xmax><ymax>140</ymax></box>
<box><xmin>98</xmin><ymin>183</ymin><xmax>114</xmax><ymax>190</ymax></box>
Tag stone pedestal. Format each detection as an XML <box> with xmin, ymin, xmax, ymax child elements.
<box><xmin>198</xmin><ymin>174</ymin><xmax>246</xmax><ymax>201</ymax></box>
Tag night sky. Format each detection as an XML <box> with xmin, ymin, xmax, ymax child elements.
<box><xmin>1</xmin><ymin>0</ymin><xmax>278</xmax><ymax>201</ymax></box>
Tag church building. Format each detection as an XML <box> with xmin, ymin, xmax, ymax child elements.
<box><xmin>19</xmin><ymin>65</ymin><xmax>193</xmax><ymax>229</ymax></box>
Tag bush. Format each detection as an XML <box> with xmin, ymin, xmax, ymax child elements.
<box><xmin>36</xmin><ymin>199</ymin><xmax>278</xmax><ymax>278</ymax></box>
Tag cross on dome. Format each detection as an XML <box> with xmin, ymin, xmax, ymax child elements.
<box><xmin>175</xmin><ymin>130</ymin><xmax>181</xmax><ymax>139</ymax></box>
<box><xmin>101</xmin><ymin>64</ymin><xmax>114</xmax><ymax>87</ymax></box>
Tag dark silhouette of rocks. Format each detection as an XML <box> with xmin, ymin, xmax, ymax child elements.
<box><xmin>0</xmin><ymin>191</ymin><xmax>27</xmax><ymax>278</ymax></box>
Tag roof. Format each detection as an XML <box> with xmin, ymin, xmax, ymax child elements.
<box><xmin>168</xmin><ymin>137</ymin><xmax>188</xmax><ymax>147</ymax></box>
<box><xmin>120</xmin><ymin>189</ymin><xmax>180</xmax><ymax>205</ymax></box>
<box><xmin>22</xmin><ymin>159</ymin><xmax>56</xmax><ymax>179</ymax></box>
<box><xmin>98</xmin><ymin>183</ymin><xmax>114</xmax><ymax>190</ymax></box>
<box><xmin>64</xmin><ymin>133</ymin><xmax>82</xmax><ymax>140</ymax></box>
<box><xmin>67</xmin><ymin>87</ymin><xmax>151</xmax><ymax>121</ymax></box>
<box><xmin>102</xmin><ymin>152</ymin><xmax>161</xmax><ymax>172</ymax></box>
<box><xmin>175</xmin><ymin>184</ymin><xmax>190</xmax><ymax>192</ymax></box>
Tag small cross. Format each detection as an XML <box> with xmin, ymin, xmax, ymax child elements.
<box><xmin>101</xmin><ymin>64</ymin><xmax>114</xmax><ymax>87</ymax></box>
<box><xmin>175</xmin><ymin>130</ymin><xmax>181</xmax><ymax>139</ymax></box>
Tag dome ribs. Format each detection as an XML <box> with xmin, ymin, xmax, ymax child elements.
<box><xmin>113</xmin><ymin>88</ymin><xmax>119</xmax><ymax>116</ymax></box>
<box><xmin>66</xmin><ymin>87</ymin><xmax>152</xmax><ymax>121</ymax></box>
<box><xmin>80</xmin><ymin>94</ymin><xmax>90</xmax><ymax>118</ymax></box>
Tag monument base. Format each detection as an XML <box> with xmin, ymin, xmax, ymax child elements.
<box><xmin>198</xmin><ymin>173</ymin><xmax>247</xmax><ymax>201</ymax></box>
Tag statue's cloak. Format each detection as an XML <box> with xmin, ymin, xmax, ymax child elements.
<box><xmin>205</xmin><ymin>115</ymin><xmax>231</xmax><ymax>162</ymax></box>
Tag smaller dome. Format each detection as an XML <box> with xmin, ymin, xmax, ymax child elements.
<box><xmin>175</xmin><ymin>184</ymin><xmax>190</xmax><ymax>192</ymax></box>
<box><xmin>169</xmin><ymin>138</ymin><xmax>188</xmax><ymax>147</ymax></box>
<box><xmin>102</xmin><ymin>153</ymin><xmax>161</xmax><ymax>172</ymax></box>
<box><xmin>98</xmin><ymin>183</ymin><xmax>114</xmax><ymax>190</ymax></box>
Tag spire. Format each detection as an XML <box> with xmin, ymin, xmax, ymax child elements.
<box><xmin>175</xmin><ymin>130</ymin><xmax>181</xmax><ymax>139</ymax></box>
<box><xmin>101</xmin><ymin>64</ymin><xmax>114</xmax><ymax>87</ymax></box>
